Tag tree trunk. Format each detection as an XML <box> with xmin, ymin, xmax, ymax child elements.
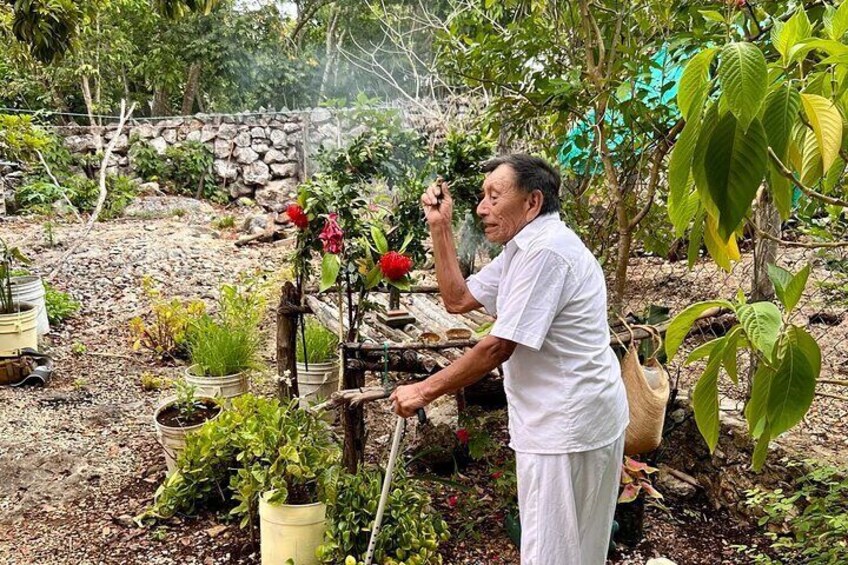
<box><xmin>752</xmin><ymin>189</ymin><xmax>780</xmax><ymax>302</ymax></box>
<box><xmin>611</xmin><ymin>173</ymin><xmax>638</xmax><ymax>314</ymax></box>
<box><xmin>318</xmin><ymin>7</ymin><xmax>339</xmax><ymax>101</ymax></box>
<box><xmin>152</xmin><ymin>86</ymin><xmax>170</xmax><ymax>116</ymax></box>
<box><xmin>181</xmin><ymin>62</ymin><xmax>202</xmax><ymax>115</ymax></box>
<box><xmin>276</xmin><ymin>282</ymin><xmax>301</xmax><ymax>399</ymax></box>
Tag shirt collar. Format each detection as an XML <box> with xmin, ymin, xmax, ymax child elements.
<box><xmin>509</xmin><ymin>212</ymin><xmax>561</xmax><ymax>250</ymax></box>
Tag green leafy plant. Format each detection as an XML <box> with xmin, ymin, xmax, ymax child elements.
<box><xmin>0</xmin><ymin>113</ymin><xmax>52</xmax><ymax>163</ymax></box>
<box><xmin>0</xmin><ymin>237</ymin><xmax>31</xmax><ymax>315</ymax></box>
<box><xmin>745</xmin><ymin>460</ymin><xmax>848</xmax><ymax>564</ymax></box>
<box><xmin>171</xmin><ymin>379</ymin><xmax>206</xmax><ymax>421</ymax></box>
<box><xmin>140</xmin><ymin>371</ymin><xmax>169</xmax><ymax>391</ymax></box>
<box><xmin>295</xmin><ymin>318</ymin><xmax>339</xmax><ymax>364</ymax></box>
<box><xmin>144</xmin><ymin>394</ymin><xmax>340</xmax><ymax>529</ymax></box>
<box><xmin>43</xmin><ymin>282</ymin><xmax>80</xmax><ymax>324</ymax></box>
<box><xmin>316</xmin><ymin>466</ymin><xmax>449</xmax><ymax>565</ymax></box>
<box><xmin>665</xmin><ymin>264</ymin><xmax>819</xmax><ymax>470</ymax></box>
<box><xmin>128</xmin><ymin>276</ymin><xmax>206</xmax><ymax>359</ymax></box>
<box><xmin>213</xmin><ymin>215</ymin><xmax>236</xmax><ymax>229</ymax></box>
<box><xmin>186</xmin><ymin>283</ymin><xmax>265</xmax><ymax>377</ymax></box>
<box><xmin>130</xmin><ymin>139</ymin><xmax>221</xmax><ymax>201</ymax></box>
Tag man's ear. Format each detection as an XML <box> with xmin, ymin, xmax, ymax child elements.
<box><xmin>527</xmin><ymin>190</ymin><xmax>544</xmax><ymax>218</ymax></box>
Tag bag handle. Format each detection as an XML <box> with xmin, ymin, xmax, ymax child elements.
<box><xmin>631</xmin><ymin>324</ymin><xmax>664</xmax><ymax>360</ymax></box>
<box><xmin>612</xmin><ymin>315</ymin><xmax>636</xmax><ymax>351</ymax></box>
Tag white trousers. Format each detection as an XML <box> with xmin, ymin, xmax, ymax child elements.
<box><xmin>516</xmin><ymin>432</ymin><xmax>625</xmax><ymax>565</ymax></box>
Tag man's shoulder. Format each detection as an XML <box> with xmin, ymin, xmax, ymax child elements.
<box><xmin>524</xmin><ymin>221</ymin><xmax>590</xmax><ymax>264</ymax></box>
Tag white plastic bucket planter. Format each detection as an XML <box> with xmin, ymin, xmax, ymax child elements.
<box><xmin>0</xmin><ymin>302</ymin><xmax>38</xmax><ymax>355</ymax></box>
<box><xmin>259</xmin><ymin>494</ymin><xmax>326</xmax><ymax>565</ymax></box>
<box><xmin>296</xmin><ymin>360</ymin><xmax>339</xmax><ymax>403</ymax></box>
<box><xmin>153</xmin><ymin>396</ymin><xmax>221</xmax><ymax>474</ymax></box>
<box><xmin>184</xmin><ymin>365</ymin><xmax>248</xmax><ymax>403</ymax></box>
<box><xmin>10</xmin><ymin>276</ymin><xmax>49</xmax><ymax>336</ymax></box>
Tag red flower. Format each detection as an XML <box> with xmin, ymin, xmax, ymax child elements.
<box><xmin>378</xmin><ymin>251</ymin><xmax>413</xmax><ymax>281</ymax></box>
<box><xmin>491</xmin><ymin>471</ymin><xmax>503</xmax><ymax>480</ymax></box>
<box><xmin>319</xmin><ymin>213</ymin><xmax>344</xmax><ymax>254</ymax></box>
<box><xmin>447</xmin><ymin>495</ymin><xmax>458</xmax><ymax>508</ymax></box>
<box><xmin>286</xmin><ymin>204</ymin><xmax>308</xmax><ymax>230</ymax></box>
<box><xmin>456</xmin><ymin>428</ymin><xmax>469</xmax><ymax>445</ymax></box>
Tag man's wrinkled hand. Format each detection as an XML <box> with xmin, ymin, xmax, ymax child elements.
<box><xmin>390</xmin><ymin>383</ymin><xmax>429</xmax><ymax>418</ymax></box>
<box><xmin>421</xmin><ymin>179</ymin><xmax>453</xmax><ymax>227</ymax></box>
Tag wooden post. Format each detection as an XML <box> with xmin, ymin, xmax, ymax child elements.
<box><xmin>342</xmin><ymin>346</ymin><xmax>366</xmax><ymax>473</ymax></box>
<box><xmin>276</xmin><ymin>281</ymin><xmax>300</xmax><ymax>399</ymax></box>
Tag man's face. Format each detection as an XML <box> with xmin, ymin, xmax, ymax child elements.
<box><xmin>476</xmin><ymin>164</ymin><xmax>540</xmax><ymax>244</ymax></box>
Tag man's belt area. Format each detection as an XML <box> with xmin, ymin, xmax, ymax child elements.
<box><xmin>0</xmin><ymin>348</ymin><xmax>53</xmax><ymax>387</ymax></box>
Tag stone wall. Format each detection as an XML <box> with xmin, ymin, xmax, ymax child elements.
<box><xmin>48</xmin><ymin>100</ymin><xmax>475</xmax><ymax>213</ymax></box>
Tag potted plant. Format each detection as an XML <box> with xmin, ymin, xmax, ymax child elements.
<box><xmin>153</xmin><ymin>380</ymin><xmax>221</xmax><ymax>474</ymax></box>
<box><xmin>145</xmin><ymin>395</ymin><xmax>340</xmax><ymax>564</ymax></box>
<box><xmin>295</xmin><ymin>318</ymin><xmax>340</xmax><ymax>406</ymax></box>
<box><xmin>9</xmin><ymin>272</ymin><xmax>49</xmax><ymax>336</ymax></box>
<box><xmin>0</xmin><ymin>237</ymin><xmax>38</xmax><ymax>355</ymax></box>
<box><xmin>614</xmin><ymin>456</ymin><xmax>663</xmax><ymax>547</ymax></box>
<box><xmin>184</xmin><ymin>283</ymin><xmax>264</xmax><ymax>401</ymax></box>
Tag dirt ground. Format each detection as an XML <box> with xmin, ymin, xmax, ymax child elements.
<box><xmin>0</xmin><ymin>206</ymin><xmax>829</xmax><ymax>564</ymax></box>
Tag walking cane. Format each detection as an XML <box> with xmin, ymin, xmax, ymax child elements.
<box><xmin>363</xmin><ymin>408</ymin><xmax>426</xmax><ymax>565</ymax></box>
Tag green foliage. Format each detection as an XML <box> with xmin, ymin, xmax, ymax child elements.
<box><xmin>212</xmin><ymin>215</ymin><xmax>235</xmax><ymax>229</ymax></box>
<box><xmin>187</xmin><ymin>282</ymin><xmax>265</xmax><ymax>376</ymax></box>
<box><xmin>666</xmin><ymin>266</ymin><xmax>820</xmax><ymax>469</ymax></box>
<box><xmin>295</xmin><ymin>318</ymin><xmax>339</xmax><ymax>364</ymax></box>
<box><xmin>139</xmin><ymin>371</ymin><xmax>169</xmax><ymax>391</ymax></box>
<box><xmin>171</xmin><ymin>379</ymin><xmax>207</xmax><ymax>421</ymax></box>
<box><xmin>0</xmin><ymin>113</ymin><xmax>52</xmax><ymax>163</ymax></box>
<box><xmin>315</xmin><ymin>467</ymin><xmax>449</xmax><ymax>565</ymax></box>
<box><xmin>15</xmin><ymin>174</ymin><xmax>138</xmax><ymax>219</ymax></box>
<box><xmin>0</xmin><ymin>237</ymin><xmax>31</xmax><ymax>315</ymax></box>
<box><xmin>43</xmin><ymin>281</ymin><xmax>79</xmax><ymax>324</ymax></box>
<box><xmin>670</xmin><ymin>4</ymin><xmax>848</xmax><ymax>267</ymax></box>
<box><xmin>130</xmin><ymin>139</ymin><xmax>221</xmax><ymax>201</ymax></box>
<box><xmin>128</xmin><ymin>276</ymin><xmax>206</xmax><ymax>359</ymax></box>
<box><xmin>432</xmin><ymin>129</ymin><xmax>495</xmax><ymax>222</ymax></box>
<box><xmin>745</xmin><ymin>460</ymin><xmax>848</xmax><ymax>564</ymax></box>
<box><xmin>145</xmin><ymin>394</ymin><xmax>340</xmax><ymax>529</ymax></box>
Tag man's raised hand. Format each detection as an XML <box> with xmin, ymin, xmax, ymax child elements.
<box><xmin>421</xmin><ymin>179</ymin><xmax>453</xmax><ymax>227</ymax></box>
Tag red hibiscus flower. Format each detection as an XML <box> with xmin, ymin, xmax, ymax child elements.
<box><xmin>447</xmin><ymin>495</ymin><xmax>458</xmax><ymax>508</ymax></box>
<box><xmin>378</xmin><ymin>251</ymin><xmax>413</xmax><ymax>281</ymax></box>
<box><xmin>456</xmin><ymin>428</ymin><xmax>469</xmax><ymax>445</ymax></box>
<box><xmin>319</xmin><ymin>213</ymin><xmax>344</xmax><ymax>254</ymax></box>
<box><xmin>286</xmin><ymin>204</ymin><xmax>308</xmax><ymax>230</ymax></box>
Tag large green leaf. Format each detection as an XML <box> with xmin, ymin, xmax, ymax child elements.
<box><xmin>826</xmin><ymin>0</ymin><xmax>848</xmax><ymax>41</ymax></box>
<box><xmin>670</xmin><ymin>186</ymin><xmax>700</xmax><ymax>238</ymax></box>
<box><xmin>763</xmin><ymin>85</ymin><xmax>801</xmax><ymax>161</ymax></box>
<box><xmin>768</xmin><ymin>167</ymin><xmax>793</xmax><ymax>220</ymax></box>
<box><xmin>722</xmin><ymin>326</ymin><xmax>743</xmax><ymax>385</ymax></box>
<box><xmin>370</xmin><ymin>226</ymin><xmax>388</xmax><ymax>255</ymax></box>
<box><xmin>789</xmin><ymin>38</ymin><xmax>848</xmax><ymax>62</ymax></box>
<box><xmin>665</xmin><ymin>300</ymin><xmax>734</xmax><ymax>361</ymax></box>
<box><xmin>737</xmin><ymin>302</ymin><xmax>782</xmax><ymax>361</ymax></box>
<box><xmin>692</xmin><ymin>341</ymin><xmax>725</xmax><ymax>452</ymax></box>
<box><xmin>767</xmin><ymin>263</ymin><xmax>810</xmax><ymax>312</ymax></box>
<box><xmin>692</xmin><ymin>102</ymin><xmax>721</xmax><ymax>219</ymax></box>
<box><xmin>718</xmin><ymin>42</ymin><xmax>768</xmax><ymax>130</ymax></box>
<box><xmin>669</xmin><ymin>112</ymin><xmax>704</xmax><ymax>235</ymax></box>
<box><xmin>745</xmin><ymin>363</ymin><xmax>775</xmax><ymax>438</ymax></box>
<box><xmin>319</xmin><ymin>253</ymin><xmax>341</xmax><ymax>292</ymax></box>
<box><xmin>703</xmin><ymin>113</ymin><xmax>769</xmax><ymax>240</ymax></box>
<box><xmin>751</xmin><ymin>425</ymin><xmax>772</xmax><ymax>471</ymax></box>
<box><xmin>800</xmin><ymin>93</ymin><xmax>843</xmax><ymax>173</ymax></box>
<box><xmin>678</xmin><ymin>48</ymin><xmax>718</xmax><ymax>121</ymax></box>
<box><xmin>800</xmin><ymin>128</ymin><xmax>823</xmax><ymax>187</ymax></box>
<box><xmin>774</xmin><ymin>8</ymin><xmax>812</xmax><ymax>65</ymax></box>
<box><xmin>687</xmin><ymin>206</ymin><xmax>706</xmax><ymax>268</ymax></box>
<box><xmin>767</xmin><ymin>326</ymin><xmax>820</xmax><ymax>437</ymax></box>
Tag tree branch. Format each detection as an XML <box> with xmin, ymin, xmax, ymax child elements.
<box><xmin>628</xmin><ymin>119</ymin><xmax>684</xmax><ymax>231</ymax></box>
<box><xmin>751</xmin><ymin>222</ymin><xmax>848</xmax><ymax>248</ymax></box>
<box><xmin>768</xmin><ymin>147</ymin><xmax>848</xmax><ymax>208</ymax></box>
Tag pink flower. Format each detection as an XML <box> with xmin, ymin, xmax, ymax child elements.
<box><xmin>447</xmin><ymin>495</ymin><xmax>458</xmax><ymax>508</ymax></box>
<box><xmin>378</xmin><ymin>251</ymin><xmax>413</xmax><ymax>281</ymax></box>
<box><xmin>456</xmin><ymin>428</ymin><xmax>469</xmax><ymax>445</ymax></box>
<box><xmin>319</xmin><ymin>213</ymin><xmax>344</xmax><ymax>254</ymax></box>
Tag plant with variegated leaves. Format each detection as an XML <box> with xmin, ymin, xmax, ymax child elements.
<box><xmin>618</xmin><ymin>457</ymin><xmax>663</xmax><ymax>504</ymax></box>
<box><xmin>669</xmin><ymin>3</ymin><xmax>848</xmax><ymax>269</ymax></box>
<box><xmin>665</xmin><ymin>264</ymin><xmax>820</xmax><ymax>471</ymax></box>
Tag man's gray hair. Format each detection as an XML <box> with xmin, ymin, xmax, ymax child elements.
<box><xmin>480</xmin><ymin>154</ymin><xmax>562</xmax><ymax>215</ymax></box>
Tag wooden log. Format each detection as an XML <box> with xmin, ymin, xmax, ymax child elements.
<box><xmin>276</xmin><ymin>282</ymin><xmax>300</xmax><ymax>399</ymax></box>
<box><xmin>304</xmin><ymin>285</ymin><xmax>440</xmax><ymax>295</ymax></box>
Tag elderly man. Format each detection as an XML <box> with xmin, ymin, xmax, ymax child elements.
<box><xmin>390</xmin><ymin>154</ymin><xmax>629</xmax><ymax>564</ymax></box>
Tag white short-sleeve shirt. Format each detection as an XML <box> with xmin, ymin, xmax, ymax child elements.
<box><xmin>467</xmin><ymin>213</ymin><xmax>629</xmax><ymax>454</ymax></box>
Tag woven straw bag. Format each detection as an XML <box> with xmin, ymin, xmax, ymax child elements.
<box><xmin>616</xmin><ymin>323</ymin><xmax>670</xmax><ymax>456</ymax></box>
